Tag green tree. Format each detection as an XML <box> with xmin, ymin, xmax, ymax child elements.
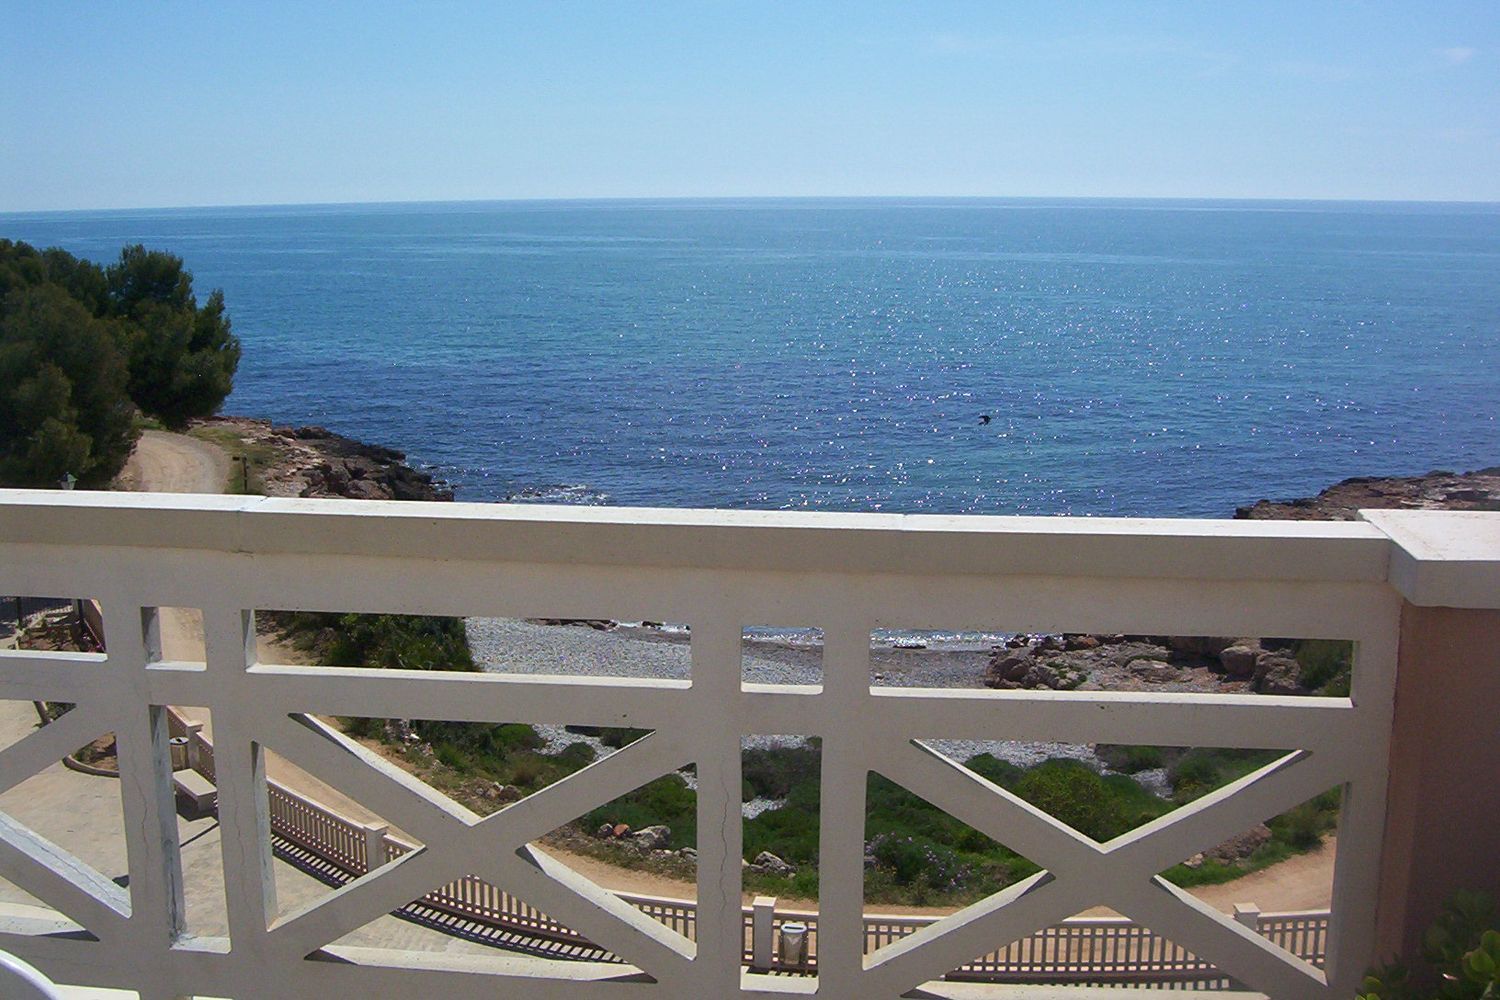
<box><xmin>107</xmin><ymin>245</ymin><xmax>240</xmax><ymax>425</ymax></box>
<box><xmin>0</xmin><ymin>285</ymin><xmax>135</xmax><ymax>486</ymax></box>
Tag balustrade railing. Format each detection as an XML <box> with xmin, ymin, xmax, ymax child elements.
<box><xmin>0</xmin><ymin>491</ymin><xmax>1486</xmax><ymax>998</ymax></box>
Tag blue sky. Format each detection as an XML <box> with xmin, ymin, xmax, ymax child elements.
<box><xmin>3</xmin><ymin>2</ymin><xmax>1498</xmax><ymax>210</ymax></box>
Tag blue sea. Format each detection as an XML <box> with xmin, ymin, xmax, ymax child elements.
<box><xmin>3</xmin><ymin>198</ymin><xmax>1497</xmax><ymax>517</ymax></box>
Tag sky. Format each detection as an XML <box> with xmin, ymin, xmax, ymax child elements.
<box><xmin>3</xmin><ymin>1</ymin><xmax>1498</xmax><ymax>211</ymax></box>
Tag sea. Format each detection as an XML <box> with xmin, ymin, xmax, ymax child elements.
<box><xmin>3</xmin><ymin>198</ymin><xmax>1497</xmax><ymax>518</ymax></box>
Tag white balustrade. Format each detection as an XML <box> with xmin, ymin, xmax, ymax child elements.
<box><xmin>0</xmin><ymin>490</ymin><xmax>1492</xmax><ymax>998</ymax></box>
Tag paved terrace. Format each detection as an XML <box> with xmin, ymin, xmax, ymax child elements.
<box><xmin>0</xmin><ymin>492</ymin><xmax>1496</xmax><ymax>999</ymax></box>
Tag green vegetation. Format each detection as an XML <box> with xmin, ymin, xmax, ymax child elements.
<box><xmin>0</xmin><ymin>239</ymin><xmax>240</xmax><ymax>487</ymax></box>
<box><xmin>1361</xmin><ymin>892</ymin><xmax>1499</xmax><ymax>999</ymax></box>
<box><xmin>187</xmin><ymin>424</ymin><xmax>279</xmax><ymax>494</ymax></box>
<box><xmin>1294</xmin><ymin>638</ymin><xmax>1353</xmax><ymax>696</ymax></box>
<box><xmin>281</xmin><ymin>610</ymin><xmax>1348</xmax><ymax>905</ymax></box>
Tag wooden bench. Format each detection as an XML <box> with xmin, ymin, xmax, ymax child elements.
<box><xmin>173</xmin><ymin>770</ymin><xmax>217</xmax><ymax>819</ymax></box>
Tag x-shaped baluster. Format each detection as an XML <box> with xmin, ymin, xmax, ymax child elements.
<box><xmin>861</xmin><ymin>738</ymin><xmax>1349</xmax><ymax>997</ymax></box>
<box><xmin>0</xmin><ymin>706</ymin><xmax>130</xmax><ymax>936</ymax></box>
<box><xmin>258</xmin><ymin>713</ymin><xmax>696</xmax><ymax>984</ymax></box>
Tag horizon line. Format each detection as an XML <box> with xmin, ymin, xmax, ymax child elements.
<box><xmin>5</xmin><ymin>192</ymin><xmax>1500</xmax><ymax>217</ymax></box>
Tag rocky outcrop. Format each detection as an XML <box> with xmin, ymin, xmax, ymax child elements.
<box><xmin>1236</xmin><ymin>467</ymin><xmax>1500</xmax><ymax>521</ymax></box>
<box><xmin>984</xmin><ymin>634</ymin><xmax>1309</xmax><ymax>695</ymax></box>
<box><xmin>749</xmin><ymin>851</ymin><xmax>795</xmax><ymax>876</ymax></box>
<box><xmin>193</xmin><ymin>416</ymin><xmax>453</xmax><ymax>501</ymax></box>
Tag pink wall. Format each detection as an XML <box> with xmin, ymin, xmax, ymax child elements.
<box><xmin>1376</xmin><ymin>604</ymin><xmax>1500</xmax><ymax>963</ymax></box>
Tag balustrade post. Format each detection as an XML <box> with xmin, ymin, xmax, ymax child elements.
<box><xmin>1375</xmin><ymin>602</ymin><xmax>1500</xmax><ymax>964</ymax></box>
<box><xmin>363</xmin><ymin>823</ymin><xmax>390</xmax><ymax>873</ymax></box>
<box><xmin>1361</xmin><ymin>511</ymin><xmax>1500</xmax><ymax>978</ymax></box>
<box><xmin>752</xmin><ymin>896</ymin><xmax>777</xmax><ymax>970</ymax></box>
<box><xmin>1233</xmin><ymin>903</ymin><xmax>1260</xmax><ymax>931</ymax></box>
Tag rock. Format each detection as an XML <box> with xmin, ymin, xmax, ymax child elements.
<box><xmin>990</xmin><ymin>650</ymin><xmax>1032</xmax><ymax>679</ymax></box>
<box><xmin>595</xmin><ymin>823</ymin><xmax>615</xmax><ymax>839</ymax></box>
<box><xmin>1252</xmin><ymin>653</ymin><xmax>1304</xmax><ymax>695</ymax></box>
<box><xmin>753</xmin><ymin>851</ymin><xmax>794</xmax><ymax>876</ymax></box>
<box><xmin>1168</xmin><ymin>636</ymin><xmax>1237</xmax><ymax>658</ymax></box>
<box><xmin>341</xmin><ymin>479</ymin><xmax>387</xmax><ymax>500</ymax></box>
<box><xmin>1064</xmin><ymin>634</ymin><xmax>1101</xmax><ymax>651</ymax></box>
<box><xmin>1127</xmin><ymin>659</ymin><xmax>1180</xmax><ymax>683</ymax></box>
<box><xmin>1236</xmin><ymin>466</ymin><xmax>1500</xmax><ymax>521</ymax></box>
<box><xmin>612</xmin><ymin>823</ymin><xmax>631</xmax><ymax>839</ymax></box>
<box><xmin>677</xmin><ymin>847</ymin><xmax>696</xmax><ymax>860</ymax></box>
<box><xmin>1205</xmin><ymin>823</ymin><xmax>1273</xmax><ymax>864</ymax></box>
<box><xmin>1022</xmin><ymin>662</ymin><xmax>1063</xmax><ymax>689</ymax></box>
<box><xmin>530</xmin><ymin>619</ymin><xmax>618</xmax><ymax>631</ymax></box>
<box><xmin>1218</xmin><ymin>644</ymin><xmax>1262</xmax><ymax>679</ymax></box>
<box><xmin>1184</xmin><ymin>852</ymin><xmax>1205</xmax><ymax>869</ymax></box>
<box><xmin>630</xmin><ymin>825</ymin><xmax>671</xmax><ymax>851</ymax></box>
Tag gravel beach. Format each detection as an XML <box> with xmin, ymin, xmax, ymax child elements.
<box><xmin>465</xmin><ymin>617</ymin><xmax>1101</xmax><ymax>770</ymax></box>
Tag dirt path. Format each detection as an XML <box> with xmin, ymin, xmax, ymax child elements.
<box><xmin>108</xmin><ymin>429</ymin><xmax>378</xmax><ymax>820</ymax></box>
<box><xmin>115</xmin><ymin>429</ymin><xmax>230</xmax><ymax>494</ymax></box>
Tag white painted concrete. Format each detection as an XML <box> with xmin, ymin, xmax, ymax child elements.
<box><xmin>0</xmin><ymin>493</ymin><xmax>1493</xmax><ymax>998</ymax></box>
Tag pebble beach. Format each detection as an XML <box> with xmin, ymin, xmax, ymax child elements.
<box><xmin>464</xmin><ymin>617</ymin><xmax>1102</xmax><ymax>770</ymax></box>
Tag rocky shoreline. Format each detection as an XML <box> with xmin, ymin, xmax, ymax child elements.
<box><xmin>1235</xmin><ymin>465</ymin><xmax>1500</xmax><ymax>520</ymax></box>
<box><xmin>193</xmin><ymin>416</ymin><xmax>453</xmax><ymax>501</ymax></box>
<box><xmin>213</xmin><ymin>422</ymin><xmax>1481</xmax><ymax>705</ymax></box>
<box><xmin>203</xmin><ymin>412</ymin><xmax>1499</xmax><ymax>524</ymax></box>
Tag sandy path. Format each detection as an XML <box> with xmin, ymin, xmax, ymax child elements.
<box><xmin>110</xmin><ymin>429</ymin><xmax>385</xmax><ymax>824</ymax></box>
<box><xmin>116</xmin><ymin>429</ymin><xmax>230</xmax><ymax>494</ymax></box>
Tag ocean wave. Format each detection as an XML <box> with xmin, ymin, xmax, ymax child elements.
<box><xmin>503</xmin><ymin>483</ymin><xmax>610</xmax><ymax>505</ymax></box>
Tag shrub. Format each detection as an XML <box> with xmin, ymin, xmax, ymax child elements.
<box><xmin>1294</xmin><ymin>639</ymin><xmax>1353</xmax><ymax>695</ymax></box>
<box><xmin>1360</xmin><ymin>891</ymin><xmax>1499</xmax><ymax>999</ymax></box>
<box><xmin>1013</xmin><ymin>760</ymin><xmax>1128</xmax><ymax>841</ymax></box>
<box><xmin>868</xmin><ymin>833</ymin><xmax>973</xmax><ymax>893</ymax></box>
<box><xmin>1096</xmin><ymin>744</ymin><xmax>1166</xmax><ymax>773</ymax></box>
<box><xmin>582</xmin><ymin>773</ymin><xmax>697</xmax><ymax>848</ymax></box>
<box><xmin>601</xmin><ymin>727</ymin><xmax>652</xmax><ymax>749</ymax></box>
<box><xmin>558</xmin><ymin>742</ymin><xmax>596</xmax><ymax>768</ymax></box>
<box><xmin>743</xmin><ymin>744</ymin><xmax>821</xmax><ymax>799</ymax></box>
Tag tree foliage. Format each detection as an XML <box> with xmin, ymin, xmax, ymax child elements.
<box><xmin>107</xmin><ymin>245</ymin><xmax>240</xmax><ymax>425</ymax></box>
<box><xmin>0</xmin><ymin>283</ymin><xmax>135</xmax><ymax>485</ymax></box>
<box><xmin>0</xmin><ymin>239</ymin><xmax>241</xmax><ymax>486</ymax></box>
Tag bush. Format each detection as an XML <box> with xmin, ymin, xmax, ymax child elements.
<box><xmin>1013</xmin><ymin>760</ymin><xmax>1129</xmax><ymax>841</ymax></box>
<box><xmin>1294</xmin><ymin>639</ymin><xmax>1353</xmax><ymax>695</ymax></box>
<box><xmin>601</xmin><ymin>727</ymin><xmax>652</xmax><ymax>749</ymax></box>
<box><xmin>558</xmin><ymin>742</ymin><xmax>596</xmax><ymax>768</ymax></box>
<box><xmin>323</xmin><ymin>613</ymin><xmax>475</xmax><ymax>672</ymax></box>
<box><xmin>743</xmin><ymin>745</ymin><xmax>821</xmax><ymax>799</ymax></box>
<box><xmin>582</xmin><ymin>773</ymin><xmax>697</xmax><ymax>848</ymax></box>
<box><xmin>1360</xmin><ymin>891</ymin><xmax>1499</xmax><ymax>999</ymax></box>
<box><xmin>1096</xmin><ymin>744</ymin><xmax>1167</xmax><ymax>773</ymax></box>
<box><xmin>868</xmin><ymin>833</ymin><xmax>973</xmax><ymax>893</ymax></box>
<box><xmin>1167</xmin><ymin>748</ymin><xmax>1281</xmax><ymax>799</ymax></box>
